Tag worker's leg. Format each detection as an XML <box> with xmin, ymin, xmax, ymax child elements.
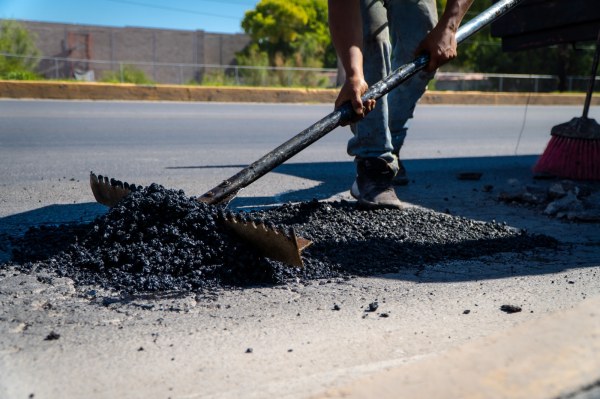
<box><xmin>348</xmin><ymin>0</ymin><xmax>402</xmax><ymax>209</ymax></box>
<box><xmin>347</xmin><ymin>0</ymin><xmax>395</xmax><ymax>164</ymax></box>
<box><xmin>386</xmin><ymin>0</ymin><xmax>438</xmax><ymax>158</ymax></box>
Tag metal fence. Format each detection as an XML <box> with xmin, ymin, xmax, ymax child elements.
<box><xmin>1</xmin><ymin>52</ymin><xmax>339</xmax><ymax>88</ymax></box>
<box><xmin>431</xmin><ymin>71</ymin><xmax>594</xmax><ymax>93</ymax></box>
<box><xmin>1</xmin><ymin>52</ymin><xmax>598</xmax><ymax>93</ymax></box>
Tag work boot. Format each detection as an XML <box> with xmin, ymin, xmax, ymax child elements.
<box><xmin>350</xmin><ymin>157</ymin><xmax>404</xmax><ymax>209</ymax></box>
<box><xmin>392</xmin><ymin>158</ymin><xmax>409</xmax><ymax>186</ymax></box>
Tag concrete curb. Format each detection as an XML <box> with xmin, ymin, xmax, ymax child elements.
<box><xmin>1</xmin><ymin>80</ymin><xmax>598</xmax><ymax>105</ymax></box>
<box><xmin>315</xmin><ymin>295</ymin><xmax>600</xmax><ymax>399</ymax></box>
<box><xmin>0</xmin><ymin>80</ymin><xmax>338</xmax><ymax>103</ymax></box>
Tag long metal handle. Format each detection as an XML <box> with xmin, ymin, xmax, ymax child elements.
<box><xmin>582</xmin><ymin>29</ymin><xmax>600</xmax><ymax>120</ymax></box>
<box><xmin>199</xmin><ymin>0</ymin><xmax>525</xmax><ymax>205</ymax></box>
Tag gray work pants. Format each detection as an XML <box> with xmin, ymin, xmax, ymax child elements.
<box><xmin>348</xmin><ymin>0</ymin><xmax>438</xmax><ymax>162</ymax></box>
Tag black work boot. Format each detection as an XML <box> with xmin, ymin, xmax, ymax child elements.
<box><xmin>392</xmin><ymin>158</ymin><xmax>409</xmax><ymax>186</ymax></box>
<box><xmin>350</xmin><ymin>157</ymin><xmax>405</xmax><ymax>209</ymax></box>
<box><xmin>392</xmin><ymin>150</ymin><xmax>409</xmax><ymax>186</ymax></box>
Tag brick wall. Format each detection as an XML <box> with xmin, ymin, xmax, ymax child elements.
<box><xmin>12</xmin><ymin>20</ymin><xmax>250</xmax><ymax>84</ymax></box>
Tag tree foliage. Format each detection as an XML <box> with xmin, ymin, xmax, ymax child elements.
<box><xmin>0</xmin><ymin>20</ymin><xmax>41</xmax><ymax>79</ymax></box>
<box><xmin>239</xmin><ymin>0</ymin><xmax>335</xmax><ymax>70</ymax></box>
<box><xmin>238</xmin><ymin>0</ymin><xmax>594</xmax><ymax>90</ymax></box>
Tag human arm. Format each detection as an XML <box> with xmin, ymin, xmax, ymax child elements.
<box><xmin>415</xmin><ymin>0</ymin><xmax>474</xmax><ymax>72</ymax></box>
<box><xmin>327</xmin><ymin>0</ymin><xmax>375</xmax><ymax>120</ymax></box>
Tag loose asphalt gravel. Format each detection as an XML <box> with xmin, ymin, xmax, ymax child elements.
<box><xmin>4</xmin><ymin>183</ymin><xmax>559</xmax><ymax>294</ymax></box>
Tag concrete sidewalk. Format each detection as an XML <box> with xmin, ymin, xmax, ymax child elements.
<box><xmin>317</xmin><ymin>295</ymin><xmax>600</xmax><ymax>399</ymax></box>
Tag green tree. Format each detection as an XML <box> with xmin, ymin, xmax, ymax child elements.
<box><xmin>239</xmin><ymin>0</ymin><xmax>334</xmax><ymax>70</ymax></box>
<box><xmin>0</xmin><ymin>20</ymin><xmax>41</xmax><ymax>80</ymax></box>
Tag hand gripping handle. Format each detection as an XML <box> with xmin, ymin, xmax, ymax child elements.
<box><xmin>199</xmin><ymin>0</ymin><xmax>525</xmax><ymax>205</ymax></box>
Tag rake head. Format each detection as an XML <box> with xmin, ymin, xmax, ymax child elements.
<box><xmin>89</xmin><ymin>172</ymin><xmax>312</xmax><ymax>267</ymax></box>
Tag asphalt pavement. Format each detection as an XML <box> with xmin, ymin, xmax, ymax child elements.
<box><xmin>0</xmin><ymin>99</ymin><xmax>596</xmax><ymax>211</ymax></box>
<box><xmin>1</xmin><ymin>99</ymin><xmax>600</xmax><ymax>399</ymax></box>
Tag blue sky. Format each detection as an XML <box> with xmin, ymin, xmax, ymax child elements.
<box><xmin>0</xmin><ymin>0</ymin><xmax>256</xmax><ymax>34</ymax></box>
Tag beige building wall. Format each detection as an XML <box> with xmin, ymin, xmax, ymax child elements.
<box><xmin>10</xmin><ymin>20</ymin><xmax>250</xmax><ymax>84</ymax></box>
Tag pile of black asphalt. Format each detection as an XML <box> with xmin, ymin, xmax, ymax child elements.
<box><xmin>4</xmin><ymin>184</ymin><xmax>559</xmax><ymax>293</ymax></box>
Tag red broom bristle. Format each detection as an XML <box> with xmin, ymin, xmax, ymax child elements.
<box><xmin>533</xmin><ymin>136</ymin><xmax>600</xmax><ymax>181</ymax></box>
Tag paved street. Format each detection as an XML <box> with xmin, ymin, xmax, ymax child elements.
<box><xmin>1</xmin><ymin>99</ymin><xmax>596</xmax><ymax>214</ymax></box>
<box><xmin>1</xmin><ymin>99</ymin><xmax>600</xmax><ymax>399</ymax></box>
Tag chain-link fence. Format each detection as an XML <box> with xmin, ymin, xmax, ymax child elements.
<box><xmin>1</xmin><ymin>52</ymin><xmax>339</xmax><ymax>88</ymax></box>
<box><xmin>431</xmin><ymin>72</ymin><xmax>595</xmax><ymax>93</ymax></box>
<box><xmin>1</xmin><ymin>52</ymin><xmax>598</xmax><ymax>93</ymax></box>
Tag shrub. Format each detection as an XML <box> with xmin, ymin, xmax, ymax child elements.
<box><xmin>1</xmin><ymin>70</ymin><xmax>40</xmax><ymax>80</ymax></box>
<box><xmin>0</xmin><ymin>20</ymin><xmax>41</xmax><ymax>79</ymax></box>
<box><xmin>101</xmin><ymin>65</ymin><xmax>154</xmax><ymax>84</ymax></box>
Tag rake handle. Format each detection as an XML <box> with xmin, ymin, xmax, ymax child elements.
<box><xmin>199</xmin><ymin>0</ymin><xmax>525</xmax><ymax>205</ymax></box>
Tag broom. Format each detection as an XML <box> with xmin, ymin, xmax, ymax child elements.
<box><xmin>533</xmin><ymin>30</ymin><xmax>600</xmax><ymax>181</ymax></box>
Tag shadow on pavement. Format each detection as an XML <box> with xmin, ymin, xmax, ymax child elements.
<box><xmin>0</xmin><ymin>202</ymin><xmax>107</xmax><ymax>264</ymax></box>
<box><xmin>307</xmin><ymin>234</ymin><xmax>573</xmax><ymax>283</ymax></box>
<box><xmin>0</xmin><ymin>203</ymin><xmax>106</xmax><ymax>235</ymax></box>
<box><xmin>179</xmin><ymin>154</ymin><xmax>541</xmax><ymax>212</ymax></box>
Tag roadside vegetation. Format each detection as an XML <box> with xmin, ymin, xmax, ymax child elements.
<box><xmin>0</xmin><ymin>0</ymin><xmax>595</xmax><ymax>91</ymax></box>
<box><xmin>229</xmin><ymin>0</ymin><xmax>593</xmax><ymax>90</ymax></box>
<box><xmin>0</xmin><ymin>20</ymin><xmax>41</xmax><ymax>80</ymax></box>
<box><xmin>100</xmin><ymin>65</ymin><xmax>154</xmax><ymax>85</ymax></box>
